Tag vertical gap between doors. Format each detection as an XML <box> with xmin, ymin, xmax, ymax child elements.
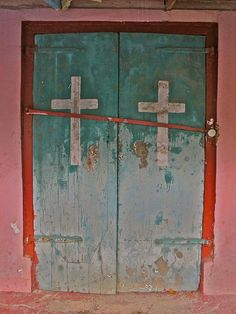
<box><xmin>116</xmin><ymin>32</ymin><xmax>120</xmax><ymax>293</ymax></box>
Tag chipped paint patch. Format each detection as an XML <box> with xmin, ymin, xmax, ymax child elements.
<box><xmin>133</xmin><ymin>140</ymin><xmax>149</xmax><ymax>168</ymax></box>
<box><xmin>174</xmin><ymin>249</ymin><xmax>183</xmax><ymax>259</ymax></box>
<box><xmin>126</xmin><ymin>267</ymin><xmax>135</xmax><ymax>277</ymax></box>
<box><xmin>85</xmin><ymin>144</ymin><xmax>99</xmax><ymax>172</ymax></box>
<box><xmin>154</xmin><ymin>257</ymin><xmax>169</xmax><ymax>277</ymax></box>
<box><xmin>10</xmin><ymin>222</ymin><xmax>20</xmax><ymax>234</ymax></box>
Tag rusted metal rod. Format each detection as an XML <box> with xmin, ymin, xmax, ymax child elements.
<box><xmin>25</xmin><ymin>108</ymin><xmax>207</xmax><ymax>133</ymax></box>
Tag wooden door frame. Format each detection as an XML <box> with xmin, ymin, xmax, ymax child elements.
<box><xmin>21</xmin><ymin>21</ymin><xmax>218</xmax><ymax>291</ymax></box>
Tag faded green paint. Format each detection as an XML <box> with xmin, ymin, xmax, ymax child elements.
<box><xmin>170</xmin><ymin>146</ymin><xmax>183</xmax><ymax>154</ymax></box>
<box><xmin>33</xmin><ymin>33</ymin><xmax>118</xmax><ymax>293</ymax></box>
<box><xmin>34</xmin><ymin>32</ymin><xmax>206</xmax><ymax>293</ymax></box>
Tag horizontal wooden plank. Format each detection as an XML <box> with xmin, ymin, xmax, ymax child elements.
<box><xmin>0</xmin><ymin>0</ymin><xmax>47</xmax><ymax>9</ymax></box>
<box><xmin>0</xmin><ymin>0</ymin><xmax>236</xmax><ymax>10</ymax></box>
<box><xmin>175</xmin><ymin>0</ymin><xmax>236</xmax><ymax>10</ymax></box>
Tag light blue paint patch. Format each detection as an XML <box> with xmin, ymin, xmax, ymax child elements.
<box><xmin>155</xmin><ymin>211</ymin><xmax>164</xmax><ymax>225</ymax></box>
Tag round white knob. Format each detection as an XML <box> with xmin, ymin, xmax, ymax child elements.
<box><xmin>207</xmin><ymin>128</ymin><xmax>217</xmax><ymax>138</ymax></box>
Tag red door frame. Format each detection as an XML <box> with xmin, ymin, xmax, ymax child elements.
<box><xmin>21</xmin><ymin>21</ymin><xmax>218</xmax><ymax>291</ymax></box>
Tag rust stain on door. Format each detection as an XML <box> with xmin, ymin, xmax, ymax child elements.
<box><xmin>154</xmin><ymin>257</ymin><xmax>170</xmax><ymax>277</ymax></box>
<box><xmin>133</xmin><ymin>140</ymin><xmax>149</xmax><ymax>168</ymax></box>
<box><xmin>85</xmin><ymin>144</ymin><xmax>99</xmax><ymax>172</ymax></box>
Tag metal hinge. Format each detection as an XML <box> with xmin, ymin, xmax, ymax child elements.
<box><xmin>34</xmin><ymin>234</ymin><xmax>83</xmax><ymax>243</ymax></box>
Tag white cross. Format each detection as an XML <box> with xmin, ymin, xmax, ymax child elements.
<box><xmin>138</xmin><ymin>81</ymin><xmax>185</xmax><ymax>167</ymax></box>
<box><xmin>51</xmin><ymin>76</ymin><xmax>98</xmax><ymax>165</ymax></box>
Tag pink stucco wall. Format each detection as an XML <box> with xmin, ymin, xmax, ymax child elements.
<box><xmin>0</xmin><ymin>8</ymin><xmax>235</xmax><ymax>294</ymax></box>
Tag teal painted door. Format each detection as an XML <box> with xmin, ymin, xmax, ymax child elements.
<box><xmin>33</xmin><ymin>32</ymin><xmax>206</xmax><ymax>293</ymax></box>
<box><xmin>33</xmin><ymin>33</ymin><xmax>118</xmax><ymax>293</ymax></box>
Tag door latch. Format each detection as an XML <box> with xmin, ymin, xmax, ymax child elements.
<box><xmin>207</xmin><ymin>118</ymin><xmax>219</xmax><ymax>139</ymax></box>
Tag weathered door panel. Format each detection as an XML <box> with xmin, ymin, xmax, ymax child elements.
<box><xmin>33</xmin><ymin>33</ymin><xmax>118</xmax><ymax>293</ymax></box>
<box><xmin>118</xmin><ymin>33</ymin><xmax>206</xmax><ymax>292</ymax></box>
<box><xmin>33</xmin><ymin>31</ymin><xmax>207</xmax><ymax>293</ymax></box>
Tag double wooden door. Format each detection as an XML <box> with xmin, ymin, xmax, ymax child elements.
<box><xmin>33</xmin><ymin>31</ymin><xmax>208</xmax><ymax>293</ymax></box>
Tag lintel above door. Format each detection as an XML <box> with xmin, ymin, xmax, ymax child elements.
<box><xmin>3</xmin><ymin>0</ymin><xmax>236</xmax><ymax>11</ymax></box>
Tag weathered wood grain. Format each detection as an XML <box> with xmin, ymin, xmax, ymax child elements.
<box><xmin>118</xmin><ymin>32</ymin><xmax>206</xmax><ymax>291</ymax></box>
<box><xmin>33</xmin><ymin>33</ymin><xmax>118</xmax><ymax>293</ymax></box>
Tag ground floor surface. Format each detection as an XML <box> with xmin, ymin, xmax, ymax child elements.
<box><xmin>0</xmin><ymin>291</ymin><xmax>236</xmax><ymax>313</ymax></box>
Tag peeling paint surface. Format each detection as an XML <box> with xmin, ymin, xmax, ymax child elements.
<box><xmin>33</xmin><ymin>33</ymin><xmax>118</xmax><ymax>293</ymax></box>
<box><xmin>133</xmin><ymin>140</ymin><xmax>149</xmax><ymax>168</ymax></box>
<box><xmin>118</xmin><ymin>33</ymin><xmax>205</xmax><ymax>292</ymax></box>
<box><xmin>33</xmin><ymin>32</ymin><xmax>205</xmax><ymax>293</ymax></box>
<box><xmin>85</xmin><ymin>144</ymin><xmax>99</xmax><ymax>172</ymax></box>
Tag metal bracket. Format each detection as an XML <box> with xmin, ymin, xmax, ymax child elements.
<box><xmin>154</xmin><ymin>238</ymin><xmax>211</xmax><ymax>245</ymax></box>
<box><xmin>35</xmin><ymin>234</ymin><xmax>83</xmax><ymax>243</ymax></box>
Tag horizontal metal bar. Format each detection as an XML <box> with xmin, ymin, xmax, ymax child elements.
<box><xmin>154</xmin><ymin>238</ymin><xmax>210</xmax><ymax>245</ymax></box>
<box><xmin>26</xmin><ymin>108</ymin><xmax>207</xmax><ymax>133</ymax></box>
<box><xmin>35</xmin><ymin>234</ymin><xmax>83</xmax><ymax>243</ymax></box>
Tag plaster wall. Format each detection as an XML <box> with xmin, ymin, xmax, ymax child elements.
<box><xmin>0</xmin><ymin>8</ymin><xmax>235</xmax><ymax>295</ymax></box>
